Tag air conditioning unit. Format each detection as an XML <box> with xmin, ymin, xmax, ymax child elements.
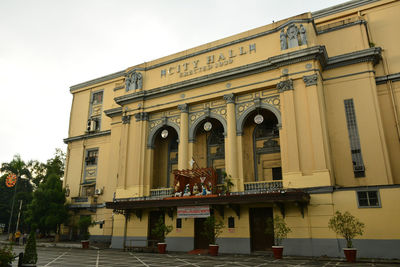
<box><xmin>94</xmin><ymin>188</ymin><xmax>103</xmax><ymax>195</ymax></box>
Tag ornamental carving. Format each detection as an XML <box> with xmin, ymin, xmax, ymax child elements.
<box><xmin>169</xmin><ymin>116</ymin><xmax>181</xmax><ymax>126</ymax></box>
<box><xmin>122</xmin><ymin>115</ymin><xmax>131</xmax><ymax>124</ymax></box>
<box><xmin>178</xmin><ymin>104</ymin><xmax>189</xmax><ymax>113</ymax></box>
<box><xmin>237</xmin><ymin>102</ymin><xmax>255</xmax><ymax>117</ymax></box>
<box><xmin>125</xmin><ymin>70</ymin><xmax>143</xmax><ymax>91</ymax></box>
<box><xmin>303</xmin><ymin>74</ymin><xmax>318</xmax><ymax>87</ymax></box>
<box><xmin>277</xmin><ymin>79</ymin><xmax>294</xmax><ymax>93</ymax></box>
<box><xmin>280</xmin><ymin>24</ymin><xmax>307</xmax><ymax>50</ymax></box>
<box><xmin>262</xmin><ymin>95</ymin><xmax>281</xmax><ymax>110</ymax></box>
<box><xmin>223</xmin><ymin>93</ymin><xmax>235</xmax><ymax>104</ymax></box>
<box><xmin>134</xmin><ymin>112</ymin><xmax>148</xmax><ymax>122</ymax></box>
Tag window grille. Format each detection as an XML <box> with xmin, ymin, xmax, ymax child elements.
<box><xmin>344</xmin><ymin>99</ymin><xmax>365</xmax><ymax>177</ymax></box>
<box><xmin>357</xmin><ymin>190</ymin><xmax>380</xmax><ymax>207</ymax></box>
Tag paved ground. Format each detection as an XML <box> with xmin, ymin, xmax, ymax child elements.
<box><xmin>9</xmin><ymin>246</ymin><xmax>400</xmax><ymax>267</ymax></box>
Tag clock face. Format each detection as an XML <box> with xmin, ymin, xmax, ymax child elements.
<box><xmin>254</xmin><ymin>114</ymin><xmax>264</xmax><ymax>124</ymax></box>
<box><xmin>161</xmin><ymin>129</ymin><xmax>169</xmax><ymax>138</ymax></box>
<box><xmin>203</xmin><ymin>122</ymin><xmax>212</xmax><ymax>131</ymax></box>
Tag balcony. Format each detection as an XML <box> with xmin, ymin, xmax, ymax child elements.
<box><xmin>150</xmin><ymin>188</ymin><xmax>173</xmax><ymax>199</ymax></box>
<box><xmin>244</xmin><ymin>180</ymin><xmax>283</xmax><ymax>193</ymax></box>
<box><xmin>69</xmin><ymin>196</ymin><xmax>100</xmax><ymax>210</ymax></box>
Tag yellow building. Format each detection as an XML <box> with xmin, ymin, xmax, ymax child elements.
<box><xmin>64</xmin><ymin>0</ymin><xmax>400</xmax><ymax>258</ymax></box>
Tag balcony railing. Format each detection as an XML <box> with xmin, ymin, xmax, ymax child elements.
<box><xmin>244</xmin><ymin>180</ymin><xmax>283</xmax><ymax>193</ymax></box>
<box><xmin>150</xmin><ymin>188</ymin><xmax>173</xmax><ymax>198</ymax></box>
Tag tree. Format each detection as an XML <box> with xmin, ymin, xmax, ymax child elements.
<box><xmin>26</xmin><ymin>172</ymin><xmax>68</xmax><ymax>236</ymax></box>
<box><xmin>202</xmin><ymin>215</ymin><xmax>225</xmax><ymax>245</ymax></box>
<box><xmin>0</xmin><ymin>155</ymin><xmax>33</xmax><ymax>233</ymax></box>
<box><xmin>328</xmin><ymin>211</ymin><xmax>365</xmax><ymax>248</ymax></box>
<box><xmin>22</xmin><ymin>231</ymin><xmax>37</xmax><ymax>265</ymax></box>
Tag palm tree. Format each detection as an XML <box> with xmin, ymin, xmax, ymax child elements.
<box><xmin>0</xmin><ymin>155</ymin><xmax>33</xmax><ymax>233</ymax></box>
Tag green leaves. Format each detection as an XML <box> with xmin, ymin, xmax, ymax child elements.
<box><xmin>151</xmin><ymin>216</ymin><xmax>173</xmax><ymax>242</ymax></box>
<box><xmin>328</xmin><ymin>211</ymin><xmax>365</xmax><ymax>248</ymax></box>
<box><xmin>202</xmin><ymin>215</ymin><xmax>225</xmax><ymax>245</ymax></box>
<box><xmin>265</xmin><ymin>216</ymin><xmax>292</xmax><ymax>246</ymax></box>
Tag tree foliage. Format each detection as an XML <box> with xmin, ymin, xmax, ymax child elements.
<box><xmin>328</xmin><ymin>211</ymin><xmax>365</xmax><ymax>248</ymax></box>
<box><xmin>151</xmin><ymin>216</ymin><xmax>173</xmax><ymax>242</ymax></box>
<box><xmin>0</xmin><ymin>155</ymin><xmax>33</xmax><ymax>232</ymax></box>
<box><xmin>25</xmin><ymin>173</ymin><xmax>68</xmax><ymax>235</ymax></box>
<box><xmin>78</xmin><ymin>216</ymin><xmax>94</xmax><ymax>240</ymax></box>
<box><xmin>0</xmin><ymin>244</ymin><xmax>15</xmax><ymax>266</ymax></box>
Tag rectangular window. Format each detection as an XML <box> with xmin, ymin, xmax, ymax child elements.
<box><xmin>344</xmin><ymin>99</ymin><xmax>365</xmax><ymax>177</ymax></box>
<box><xmin>272</xmin><ymin>167</ymin><xmax>282</xmax><ymax>180</ymax></box>
<box><xmin>357</xmin><ymin>190</ymin><xmax>380</xmax><ymax>207</ymax></box>
<box><xmin>85</xmin><ymin>150</ymin><xmax>98</xmax><ymax>166</ymax></box>
<box><xmin>176</xmin><ymin>218</ymin><xmax>182</xmax><ymax>229</ymax></box>
<box><xmin>92</xmin><ymin>91</ymin><xmax>103</xmax><ymax>105</ymax></box>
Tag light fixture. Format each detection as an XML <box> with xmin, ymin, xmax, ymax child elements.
<box><xmin>254</xmin><ymin>114</ymin><xmax>264</xmax><ymax>124</ymax></box>
<box><xmin>204</xmin><ymin>122</ymin><xmax>212</xmax><ymax>131</ymax></box>
<box><xmin>161</xmin><ymin>129</ymin><xmax>169</xmax><ymax>138</ymax></box>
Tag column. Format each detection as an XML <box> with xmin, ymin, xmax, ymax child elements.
<box><xmin>223</xmin><ymin>94</ymin><xmax>239</xmax><ymax>183</ymax></box>
<box><xmin>178</xmin><ymin>104</ymin><xmax>189</xmax><ymax>170</ymax></box>
<box><xmin>117</xmin><ymin>112</ymin><xmax>131</xmax><ymax>189</ymax></box>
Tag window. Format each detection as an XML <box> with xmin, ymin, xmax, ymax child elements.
<box><xmin>228</xmin><ymin>217</ymin><xmax>235</xmax><ymax>228</ymax></box>
<box><xmin>85</xmin><ymin>150</ymin><xmax>98</xmax><ymax>166</ymax></box>
<box><xmin>92</xmin><ymin>91</ymin><xmax>103</xmax><ymax>105</ymax></box>
<box><xmin>176</xmin><ymin>218</ymin><xmax>182</xmax><ymax>229</ymax></box>
<box><xmin>344</xmin><ymin>99</ymin><xmax>365</xmax><ymax>177</ymax></box>
<box><xmin>272</xmin><ymin>167</ymin><xmax>282</xmax><ymax>180</ymax></box>
<box><xmin>357</xmin><ymin>190</ymin><xmax>380</xmax><ymax>207</ymax></box>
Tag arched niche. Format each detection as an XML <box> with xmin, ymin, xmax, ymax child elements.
<box><xmin>148</xmin><ymin>121</ymin><xmax>180</xmax><ymax>149</ymax></box>
<box><xmin>189</xmin><ymin>113</ymin><xmax>227</xmax><ymax>142</ymax></box>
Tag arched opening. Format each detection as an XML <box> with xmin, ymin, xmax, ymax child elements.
<box><xmin>192</xmin><ymin>118</ymin><xmax>225</xmax><ymax>183</ymax></box>
<box><xmin>242</xmin><ymin>109</ymin><xmax>281</xmax><ymax>183</ymax></box>
<box><xmin>152</xmin><ymin>126</ymin><xmax>179</xmax><ymax>188</ymax></box>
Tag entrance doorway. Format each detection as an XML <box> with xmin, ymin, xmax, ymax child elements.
<box><xmin>148</xmin><ymin>211</ymin><xmax>163</xmax><ymax>246</ymax></box>
<box><xmin>194</xmin><ymin>218</ymin><xmax>209</xmax><ymax>249</ymax></box>
<box><xmin>249</xmin><ymin>207</ymin><xmax>274</xmax><ymax>251</ymax></box>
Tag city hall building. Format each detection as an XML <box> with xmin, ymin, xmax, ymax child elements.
<box><xmin>63</xmin><ymin>0</ymin><xmax>400</xmax><ymax>258</ymax></box>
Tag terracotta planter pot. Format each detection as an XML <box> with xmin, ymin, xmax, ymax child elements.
<box><xmin>81</xmin><ymin>240</ymin><xmax>89</xmax><ymax>249</ymax></box>
<box><xmin>208</xmin><ymin>244</ymin><xmax>219</xmax><ymax>256</ymax></box>
<box><xmin>343</xmin><ymin>248</ymin><xmax>357</xmax><ymax>263</ymax></box>
<box><xmin>272</xmin><ymin>246</ymin><xmax>284</xmax><ymax>259</ymax></box>
<box><xmin>157</xmin><ymin>243</ymin><xmax>167</xmax><ymax>254</ymax></box>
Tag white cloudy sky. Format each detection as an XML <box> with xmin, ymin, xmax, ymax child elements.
<box><xmin>0</xmin><ymin>0</ymin><xmax>347</xmax><ymax>164</ymax></box>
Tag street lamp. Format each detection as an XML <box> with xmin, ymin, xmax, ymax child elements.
<box><xmin>7</xmin><ymin>174</ymin><xmax>29</xmax><ymax>237</ymax></box>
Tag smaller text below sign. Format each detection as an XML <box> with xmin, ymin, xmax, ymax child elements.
<box><xmin>177</xmin><ymin>206</ymin><xmax>210</xmax><ymax>218</ymax></box>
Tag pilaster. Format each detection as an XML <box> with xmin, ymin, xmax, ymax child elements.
<box><xmin>178</xmin><ymin>104</ymin><xmax>189</xmax><ymax>170</ymax></box>
<box><xmin>223</xmin><ymin>93</ymin><xmax>239</xmax><ymax>191</ymax></box>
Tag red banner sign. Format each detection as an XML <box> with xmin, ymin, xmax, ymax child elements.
<box><xmin>177</xmin><ymin>206</ymin><xmax>210</xmax><ymax>218</ymax></box>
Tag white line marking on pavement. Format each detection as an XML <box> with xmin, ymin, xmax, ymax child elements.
<box><xmin>129</xmin><ymin>252</ymin><xmax>149</xmax><ymax>267</ymax></box>
<box><xmin>176</xmin><ymin>258</ymin><xmax>201</xmax><ymax>267</ymax></box>
<box><xmin>44</xmin><ymin>249</ymin><xmax>70</xmax><ymax>266</ymax></box>
<box><xmin>96</xmin><ymin>250</ymin><xmax>100</xmax><ymax>267</ymax></box>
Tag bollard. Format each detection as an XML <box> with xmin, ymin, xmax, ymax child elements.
<box><xmin>17</xmin><ymin>252</ymin><xmax>23</xmax><ymax>267</ymax></box>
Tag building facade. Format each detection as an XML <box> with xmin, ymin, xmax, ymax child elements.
<box><xmin>63</xmin><ymin>0</ymin><xmax>400</xmax><ymax>258</ymax></box>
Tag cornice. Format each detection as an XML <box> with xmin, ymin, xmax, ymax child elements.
<box><xmin>70</xmin><ymin>70</ymin><xmax>125</xmax><ymax>92</ymax></box>
<box><xmin>63</xmin><ymin>130</ymin><xmax>111</xmax><ymax>144</ymax></box>
<box><xmin>375</xmin><ymin>72</ymin><xmax>400</xmax><ymax>85</ymax></box>
<box><xmin>312</xmin><ymin>0</ymin><xmax>381</xmax><ymax>19</ymax></box>
<box><xmin>104</xmin><ymin>107</ymin><xmax>123</xmax><ymax>118</ymax></box>
<box><xmin>115</xmin><ymin>46</ymin><xmax>328</xmax><ymax>106</ymax></box>
<box><xmin>325</xmin><ymin>47</ymin><xmax>381</xmax><ymax>70</ymax></box>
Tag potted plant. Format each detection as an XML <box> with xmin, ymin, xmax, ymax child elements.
<box><xmin>265</xmin><ymin>216</ymin><xmax>291</xmax><ymax>259</ymax></box>
<box><xmin>21</xmin><ymin>231</ymin><xmax>37</xmax><ymax>267</ymax></box>
<box><xmin>328</xmin><ymin>211</ymin><xmax>365</xmax><ymax>263</ymax></box>
<box><xmin>222</xmin><ymin>173</ymin><xmax>234</xmax><ymax>195</ymax></box>
<box><xmin>151</xmin><ymin>216</ymin><xmax>173</xmax><ymax>254</ymax></box>
<box><xmin>203</xmin><ymin>215</ymin><xmax>225</xmax><ymax>256</ymax></box>
<box><xmin>0</xmin><ymin>244</ymin><xmax>15</xmax><ymax>267</ymax></box>
<box><xmin>78</xmin><ymin>216</ymin><xmax>94</xmax><ymax>249</ymax></box>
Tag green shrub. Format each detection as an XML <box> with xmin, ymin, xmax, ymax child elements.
<box><xmin>328</xmin><ymin>211</ymin><xmax>365</xmax><ymax>248</ymax></box>
<box><xmin>265</xmin><ymin>216</ymin><xmax>292</xmax><ymax>246</ymax></box>
<box><xmin>78</xmin><ymin>216</ymin><xmax>94</xmax><ymax>240</ymax></box>
<box><xmin>22</xmin><ymin>232</ymin><xmax>37</xmax><ymax>264</ymax></box>
<box><xmin>202</xmin><ymin>215</ymin><xmax>225</xmax><ymax>245</ymax></box>
<box><xmin>151</xmin><ymin>216</ymin><xmax>173</xmax><ymax>242</ymax></box>
<box><xmin>0</xmin><ymin>244</ymin><xmax>15</xmax><ymax>267</ymax></box>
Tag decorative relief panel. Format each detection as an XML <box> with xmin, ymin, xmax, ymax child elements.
<box><xmin>149</xmin><ymin>119</ymin><xmax>163</xmax><ymax>132</ymax></box>
<box><xmin>190</xmin><ymin>112</ymin><xmax>205</xmax><ymax>124</ymax></box>
<box><xmin>212</xmin><ymin>107</ymin><xmax>227</xmax><ymax>120</ymax></box>
<box><xmin>280</xmin><ymin>24</ymin><xmax>307</xmax><ymax>50</ymax></box>
<box><xmin>237</xmin><ymin>102</ymin><xmax>255</xmax><ymax>118</ymax></box>
<box><xmin>262</xmin><ymin>95</ymin><xmax>280</xmax><ymax>110</ymax></box>
<box><xmin>169</xmin><ymin>116</ymin><xmax>181</xmax><ymax>126</ymax></box>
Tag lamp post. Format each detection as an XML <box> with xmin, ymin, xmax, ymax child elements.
<box><xmin>7</xmin><ymin>174</ymin><xmax>28</xmax><ymax>237</ymax></box>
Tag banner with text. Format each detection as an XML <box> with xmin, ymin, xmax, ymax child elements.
<box><xmin>177</xmin><ymin>206</ymin><xmax>210</xmax><ymax>218</ymax></box>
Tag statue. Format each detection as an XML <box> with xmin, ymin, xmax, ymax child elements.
<box><xmin>193</xmin><ymin>183</ymin><xmax>200</xmax><ymax>195</ymax></box>
<box><xmin>125</xmin><ymin>70</ymin><xmax>143</xmax><ymax>91</ymax></box>
<box><xmin>183</xmin><ymin>184</ymin><xmax>191</xmax><ymax>196</ymax></box>
<box><xmin>280</xmin><ymin>29</ymin><xmax>287</xmax><ymax>50</ymax></box>
<box><xmin>287</xmin><ymin>24</ymin><xmax>299</xmax><ymax>48</ymax></box>
<box><xmin>299</xmin><ymin>24</ymin><xmax>307</xmax><ymax>45</ymax></box>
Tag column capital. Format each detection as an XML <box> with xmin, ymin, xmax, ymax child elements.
<box><xmin>178</xmin><ymin>103</ymin><xmax>189</xmax><ymax>113</ymax></box>
<box><xmin>223</xmin><ymin>93</ymin><xmax>235</xmax><ymax>104</ymax></box>
<box><xmin>303</xmin><ymin>74</ymin><xmax>318</xmax><ymax>87</ymax></box>
<box><xmin>134</xmin><ymin>112</ymin><xmax>149</xmax><ymax>122</ymax></box>
<box><xmin>277</xmin><ymin>79</ymin><xmax>294</xmax><ymax>93</ymax></box>
<box><xmin>122</xmin><ymin>115</ymin><xmax>131</xmax><ymax>124</ymax></box>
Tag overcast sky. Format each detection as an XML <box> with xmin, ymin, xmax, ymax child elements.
<box><xmin>0</xmin><ymin>0</ymin><xmax>348</xmax><ymax>165</ymax></box>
